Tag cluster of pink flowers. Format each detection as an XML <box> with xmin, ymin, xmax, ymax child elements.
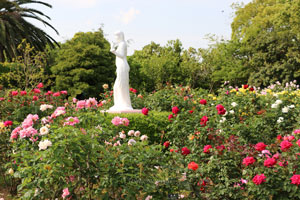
<box><xmin>76</xmin><ymin>98</ymin><xmax>98</xmax><ymax>109</ymax></box>
<box><xmin>51</xmin><ymin>107</ymin><xmax>66</xmax><ymax>118</ymax></box>
<box><xmin>64</xmin><ymin>117</ymin><xmax>80</xmax><ymax>126</ymax></box>
<box><xmin>111</xmin><ymin>116</ymin><xmax>130</xmax><ymax>126</ymax></box>
<box><xmin>11</xmin><ymin>114</ymin><xmax>39</xmax><ymax>140</ymax></box>
<box><xmin>252</xmin><ymin>174</ymin><xmax>266</xmax><ymax>185</ymax></box>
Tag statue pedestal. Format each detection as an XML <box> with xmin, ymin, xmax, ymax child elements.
<box><xmin>101</xmin><ymin>109</ymin><xmax>142</xmax><ymax>114</ymax></box>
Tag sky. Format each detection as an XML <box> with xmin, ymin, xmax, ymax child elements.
<box><xmin>28</xmin><ymin>0</ymin><xmax>252</xmax><ymax>55</ymax></box>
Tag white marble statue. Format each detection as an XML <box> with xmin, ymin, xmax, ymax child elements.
<box><xmin>109</xmin><ymin>31</ymin><xmax>133</xmax><ymax>111</ymax></box>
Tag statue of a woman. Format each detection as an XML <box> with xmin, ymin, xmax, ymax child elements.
<box><xmin>109</xmin><ymin>31</ymin><xmax>133</xmax><ymax>111</ymax></box>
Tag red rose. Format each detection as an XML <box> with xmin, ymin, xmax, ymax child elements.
<box><xmin>264</xmin><ymin>158</ymin><xmax>277</xmax><ymax>168</ymax></box>
<box><xmin>170</xmin><ymin>149</ymin><xmax>174</xmax><ymax>152</ymax></box>
<box><xmin>252</xmin><ymin>174</ymin><xmax>266</xmax><ymax>185</ymax></box>
<box><xmin>277</xmin><ymin>135</ymin><xmax>282</xmax><ymax>141</ymax></box>
<box><xmin>203</xmin><ymin>145</ymin><xmax>212</xmax><ymax>153</ymax></box>
<box><xmin>181</xmin><ymin>147</ymin><xmax>191</xmax><ymax>155</ymax></box>
<box><xmin>172</xmin><ymin>106</ymin><xmax>180</xmax><ymax>115</ymax></box>
<box><xmin>188</xmin><ymin>162</ymin><xmax>198</xmax><ymax>171</ymax></box>
<box><xmin>37</xmin><ymin>83</ymin><xmax>44</xmax><ymax>88</ymax></box>
<box><xmin>189</xmin><ymin>110</ymin><xmax>194</xmax><ymax>114</ymax></box>
<box><xmin>129</xmin><ymin>88</ymin><xmax>133</xmax><ymax>92</ymax></box>
<box><xmin>243</xmin><ymin>84</ymin><xmax>249</xmax><ymax>89</ymax></box>
<box><xmin>32</xmin><ymin>96</ymin><xmax>38</xmax><ymax>101</ymax></box>
<box><xmin>20</xmin><ymin>91</ymin><xmax>27</xmax><ymax>96</ymax></box>
<box><xmin>199</xmin><ymin>99</ymin><xmax>207</xmax><ymax>105</ymax></box>
<box><xmin>163</xmin><ymin>141</ymin><xmax>170</xmax><ymax>148</ymax></box>
<box><xmin>4</xmin><ymin>121</ymin><xmax>13</xmax><ymax>127</ymax></box>
<box><xmin>33</xmin><ymin>88</ymin><xmax>41</xmax><ymax>94</ymax></box>
<box><xmin>249</xmin><ymin>87</ymin><xmax>254</xmax><ymax>91</ymax></box>
<box><xmin>216</xmin><ymin>145</ymin><xmax>225</xmax><ymax>151</ymax></box>
<box><xmin>242</xmin><ymin>156</ymin><xmax>256</xmax><ymax>166</ymax></box>
<box><xmin>142</xmin><ymin>108</ymin><xmax>149</xmax><ymax>115</ymax></box>
<box><xmin>53</xmin><ymin>92</ymin><xmax>60</xmax><ymax>97</ymax></box>
<box><xmin>168</xmin><ymin>114</ymin><xmax>174</xmax><ymax>121</ymax></box>
<box><xmin>200</xmin><ymin>116</ymin><xmax>208</xmax><ymax>127</ymax></box>
<box><xmin>280</xmin><ymin>140</ymin><xmax>293</xmax><ymax>151</ymax></box>
<box><xmin>291</xmin><ymin>175</ymin><xmax>300</xmax><ymax>186</ymax></box>
<box><xmin>216</xmin><ymin>104</ymin><xmax>226</xmax><ymax>115</ymax></box>
<box><xmin>11</xmin><ymin>91</ymin><xmax>18</xmax><ymax>96</ymax></box>
<box><xmin>255</xmin><ymin>142</ymin><xmax>267</xmax><ymax>151</ymax></box>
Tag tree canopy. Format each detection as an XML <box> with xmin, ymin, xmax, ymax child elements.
<box><xmin>0</xmin><ymin>0</ymin><xmax>58</xmax><ymax>62</ymax></box>
<box><xmin>50</xmin><ymin>29</ymin><xmax>115</xmax><ymax>99</ymax></box>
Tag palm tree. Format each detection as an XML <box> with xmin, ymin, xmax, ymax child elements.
<box><xmin>0</xmin><ymin>0</ymin><xmax>59</xmax><ymax>62</ymax></box>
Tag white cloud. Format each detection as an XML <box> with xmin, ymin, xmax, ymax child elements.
<box><xmin>116</xmin><ymin>7</ymin><xmax>140</xmax><ymax>25</ymax></box>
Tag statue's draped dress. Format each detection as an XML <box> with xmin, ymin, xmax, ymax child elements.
<box><xmin>109</xmin><ymin>41</ymin><xmax>133</xmax><ymax>111</ymax></box>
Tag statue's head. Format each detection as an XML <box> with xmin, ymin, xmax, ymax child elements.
<box><xmin>114</xmin><ymin>31</ymin><xmax>125</xmax><ymax>43</ymax></box>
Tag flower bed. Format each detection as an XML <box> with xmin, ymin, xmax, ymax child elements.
<box><xmin>1</xmin><ymin>82</ymin><xmax>300</xmax><ymax>199</ymax></box>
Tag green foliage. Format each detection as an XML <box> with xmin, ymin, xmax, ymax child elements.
<box><xmin>128</xmin><ymin>40</ymin><xmax>208</xmax><ymax>92</ymax></box>
<box><xmin>231</xmin><ymin>0</ymin><xmax>300</xmax><ymax>87</ymax></box>
<box><xmin>0</xmin><ymin>41</ymin><xmax>52</xmax><ymax>90</ymax></box>
<box><xmin>51</xmin><ymin>29</ymin><xmax>115</xmax><ymax>99</ymax></box>
<box><xmin>0</xmin><ymin>0</ymin><xmax>58</xmax><ymax>62</ymax></box>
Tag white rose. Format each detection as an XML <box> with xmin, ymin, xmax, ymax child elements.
<box><xmin>220</xmin><ymin>117</ymin><xmax>226</xmax><ymax>123</ymax></box>
<box><xmin>38</xmin><ymin>139</ymin><xmax>52</xmax><ymax>150</ymax></box>
<box><xmin>271</xmin><ymin>104</ymin><xmax>278</xmax><ymax>109</ymax></box>
<box><xmin>8</xmin><ymin>168</ymin><xmax>14</xmax><ymax>175</ymax></box>
<box><xmin>128</xmin><ymin>139</ymin><xmax>136</xmax><ymax>146</ymax></box>
<box><xmin>282</xmin><ymin>107</ymin><xmax>289</xmax><ymax>113</ymax></box>
<box><xmin>40</xmin><ymin>126</ymin><xmax>49</xmax><ymax>136</ymax></box>
<box><xmin>289</xmin><ymin>105</ymin><xmax>295</xmax><ymax>109</ymax></box>
<box><xmin>275</xmin><ymin>100</ymin><xmax>283</xmax><ymax>105</ymax></box>
<box><xmin>277</xmin><ymin>117</ymin><xmax>284</xmax><ymax>124</ymax></box>
<box><xmin>134</xmin><ymin>131</ymin><xmax>141</xmax><ymax>137</ymax></box>
<box><xmin>229</xmin><ymin>110</ymin><xmax>235</xmax><ymax>114</ymax></box>
<box><xmin>140</xmin><ymin>135</ymin><xmax>148</xmax><ymax>141</ymax></box>
<box><xmin>128</xmin><ymin>130</ymin><xmax>135</xmax><ymax>136</ymax></box>
<box><xmin>231</xmin><ymin>102</ymin><xmax>238</xmax><ymax>107</ymax></box>
<box><xmin>119</xmin><ymin>132</ymin><xmax>126</xmax><ymax>139</ymax></box>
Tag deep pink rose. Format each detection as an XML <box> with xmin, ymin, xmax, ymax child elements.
<box><xmin>200</xmin><ymin>116</ymin><xmax>208</xmax><ymax>126</ymax></box>
<box><xmin>11</xmin><ymin>91</ymin><xmax>18</xmax><ymax>96</ymax></box>
<box><xmin>20</xmin><ymin>91</ymin><xmax>27</xmax><ymax>96</ymax></box>
<box><xmin>37</xmin><ymin>83</ymin><xmax>44</xmax><ymax>88</ymax></box>
<box><xmin>4</xmin><ymin>121</ymin><xmax>13</xmax><ymax>127</ymax></box>
<box><xmin>62</xmin><ymin>188</ymin><xmax>70</xmax><ymax>199</ymax></box>
<box><xmin>168</xmin><ymin>114</ymin><xmax>174</xmax><ymax>121</ymax></box>
<box><xmin>216</xmin><ymin>104</ymin><xmax>226</xmax><ymax>115</ymax></box>
<box><xmin>242</xmin><ymin>156</ymin><xmax>255</xmax><ymax>166</ymax></box>
<box><xmin>252</xmin><ymin>174</ymin><xmax>266</xmax><ymax>185</ymax></box>
<box><xmin>280</xmin><ymin>140</ymin><xmax>293</xmax><ymax>151</ymax></box>
<box><xmin>32</xmin><ymin>96</ymin><xmax>38</xmax><ymax>101</ymax></box>
<box><xmin>142</xmin><ymin>108</ymin><xmax>149</xmax><ymax>115</ymax></box>
<box><xmin>264</xmin><ymin>158</ymin><xmax>276</xmax><ymax>168</ymax></box>
<box><xmin>199</xmin><ymin>99</ymin><xmax>207</xmax><ymax>105</ymax></box>
<box><xmin>60</xmin><ymin>90</ymin><xmax>68</xmax><ymax>95</ymax></box>
<box><xmin>291</xmin><ymin>175</ymin><xmax>300</xmax><ymax>186</ymax></box>
<box><xmin>203</xmin><ymin>145</ymin><xmax>212</xmax><ymax>153</ymax></box>
<box><xmin>255</xmin><ymin>142</ymin><xmax>267</xmax><ymax>151</ymax></box>
<box><xmin>172</xmin><ymin>106</ymin><xmax>180</xmax><ymax>115</ymax></box>
<box><xmin>53</xmin><ymin>92</ymin><xmax>60</xmax><ymax>97</ymax></box>
<box><xmin>33</xmin><ymin>88</ymin><xmax>41</xmax><ymax>94</ymax></box>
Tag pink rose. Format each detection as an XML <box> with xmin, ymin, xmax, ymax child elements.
<box><xmin>53</xmin><ymin>92</ymin><xmax>60</xmax><ymax>97</ymax></box>
<box><xmin>111</xmin><ymin>116</ymin><xmax>121</xmax><ymax>126</ymax></box>
<box><xmin>33</xmin><ymin>88</ymin><xmax>41</xmax><ymax>94</ymax></box>
<box><xmin>20</xmin><ymin>91</ymin><xmax>27</xmax><ymax>96</ymax></box>
<box><xmin>62</xmin><ymin>188</ymin><xmax>70</xmax><ymax>199</ymax></box>
<box><xmin>76</xmin><ymin>100</ymin><xmax>86</xmax><ymax>109</ymax></box>
<box><xmin>11</xmin><ymin>91</ymin><xmax>18</xmax><ymax>96</ymax></box>
<box><xmin>60</xmin><ymin>90</ymin><xmax>68</xmax><ymax>95</ymax></box>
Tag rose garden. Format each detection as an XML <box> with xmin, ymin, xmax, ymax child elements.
<box><xmin>1</xmin><ymin>0</ymin><xmax>300</xmax><ymax>199</ymax></box>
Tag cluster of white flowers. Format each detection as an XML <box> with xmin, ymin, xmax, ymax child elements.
<box><xmin>40</xmin><ymin>104</ymin><xmax>53</xmax><ymax>111</ymax></box>
<box><xmin>38</xmin><ymin>139</ymin><xmax>52</xmax><ymax>150</ymax></box>
<box><xmin>282</xmin><ymin>105</ymin><xmax>295</xmax><ymax>113</ymax></box>
<box><xmin>271</xmin><ymin>99</ymin><xmax>283</xmax><ymax>109</ymax></box>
